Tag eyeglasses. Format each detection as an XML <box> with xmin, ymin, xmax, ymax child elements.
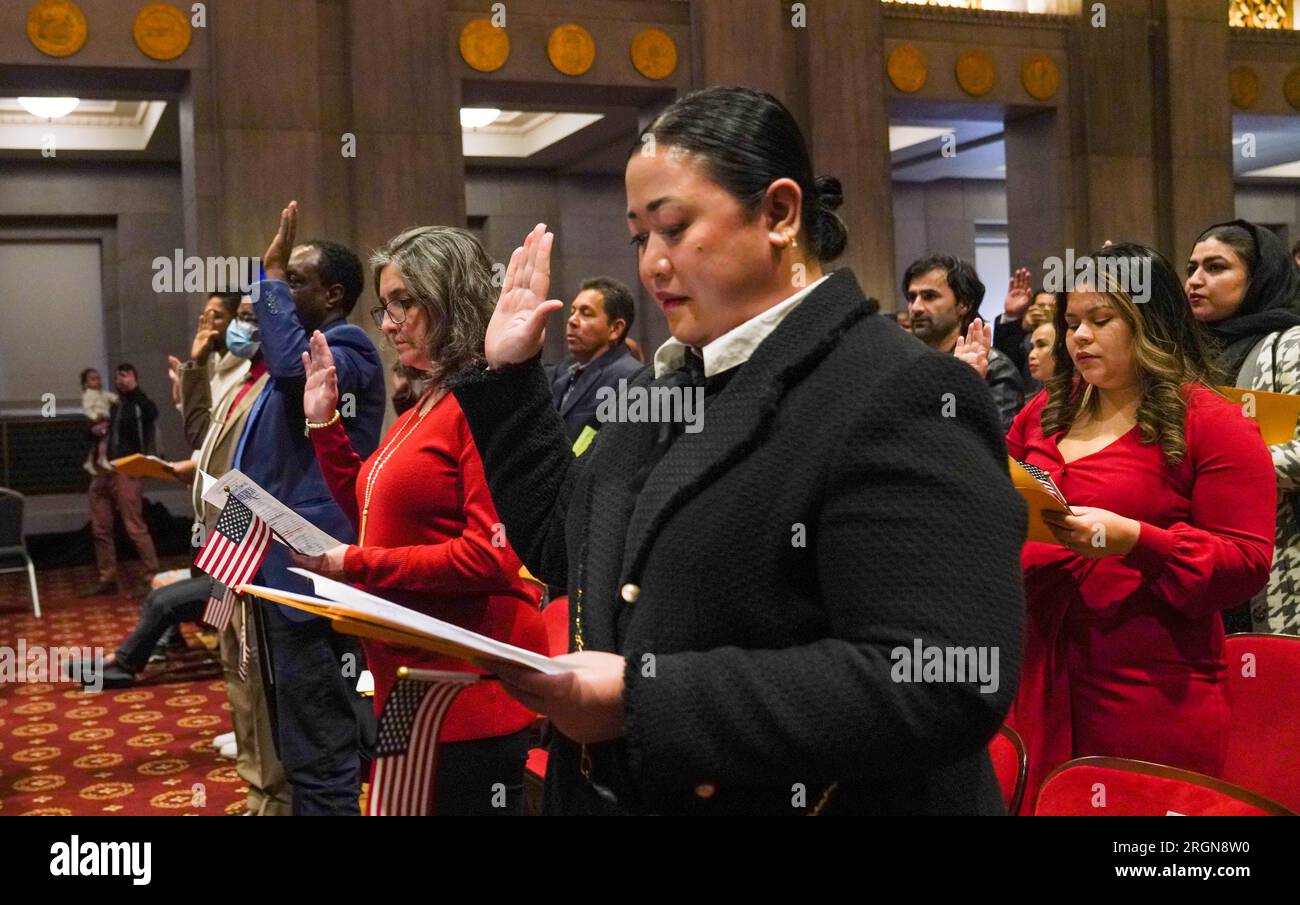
<box><xmin>369</xmin><ymin>299</ymin><xmax>409</xmax><ymax>328</ymax></box>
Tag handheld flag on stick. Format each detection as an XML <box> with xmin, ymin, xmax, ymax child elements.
<box><xmin>195</xmin><ymin>495</ymin><xmax>272</xmax><ymax>627</ymax></box>
<box><xmin>202</xmin><ymin>583</ymin><xmax>237</xmax><ymax>632</ymax></box>
<box><xmin>368</xmin><ymin>669</ymin><xmax>479</xmax><ymax>816</ymax></box>
<box><xmin>1016</xmin><ymin>459</ymin><xmax>1073</xmax><ymax>512</ymax></box>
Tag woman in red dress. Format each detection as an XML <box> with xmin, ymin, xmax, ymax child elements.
<box><xmin>1006</xmin><ymin>242</ymin><xmax>1275</xmax><ymax>814</ymax></box>
<box><xmin>295</xmin><ymin>225</ymin><xmax>547</xmax><ymax>815</ymax></box>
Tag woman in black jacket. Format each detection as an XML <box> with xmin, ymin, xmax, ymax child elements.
<box><xmin>451</xmin><ymin>87</ymin><xmax>1025</xmax><ymax>815</ymax></box>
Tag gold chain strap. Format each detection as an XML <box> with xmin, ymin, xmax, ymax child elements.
<box><xmin>358</xmin><ymin>390</ymin><xmax>439</xmax><ymax>544</ymax></box>
<box><xmin>808</xmin><ymin>782</ymin><xmax>838</xmax><ymax>816</ymax></box>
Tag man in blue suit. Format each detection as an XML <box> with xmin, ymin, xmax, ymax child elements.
<box><xmin>236</xmin><ymin>201</ymin><xmax>385</xmax><ymax>815</ymax></box>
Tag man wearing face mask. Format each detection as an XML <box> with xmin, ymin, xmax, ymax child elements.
<box><xmin>182</xmin><ymin>294</ymin><xmax>290</xmax><ymax>814</ymax></box>
<box><xmin>168</xmin><ymin>293</ymin><xmax>242</xmax><ymax>413</ymax></box>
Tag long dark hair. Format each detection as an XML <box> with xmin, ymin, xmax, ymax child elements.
<box><xmin>631</xmin><ymin>86</ymin><xmax>847</xmax><ymax>262</ymax></box>
<box><xmin>1042</xmin><ymin>242</ymin><xmax>1221</xmax><ymax>464</ymax></box>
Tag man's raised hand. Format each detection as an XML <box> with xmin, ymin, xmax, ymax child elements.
<box><xmin>262</xmin><ymin>201</ymin><xmax>299</xmax><ymax>283</ymax></box>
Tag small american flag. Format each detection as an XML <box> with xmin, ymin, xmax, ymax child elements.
<box><xmin>1016</xmin><ymin>459</ymin><xmax>1073</xmax><ymax>512</ymax></box>
<box><xmin>368</xmin><ymin>670</ymin><xmax>479</xmax><ymax>816</ymax></box>
<box><xmin>202</xmin><ymin>583</ymin><xmax>237</xmax><ymax>632</ymax></box>
<box><xmin>194</xmin><ymin>495</ymin><xmax>272</xmax><ymax>593</ymax></box>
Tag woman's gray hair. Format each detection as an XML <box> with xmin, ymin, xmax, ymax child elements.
<box><xmin>370</xmin><ymin>226</ymin><xmax>497</xmax><ymax>385</ymax></box>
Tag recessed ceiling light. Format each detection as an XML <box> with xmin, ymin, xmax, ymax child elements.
<box><xmin>17</xmin><ymin>96</ymin><xmax>80</xmax><ymax>119</ymax></box>
<box><xmin>460</xmin><ymin>107</ymin><xmax>501</xmax><ymax>129</ymax></box>
<box><xmin>889</xmin><ymin>126</ymin><xmax>953</xmax><ymax>152</ymax></box>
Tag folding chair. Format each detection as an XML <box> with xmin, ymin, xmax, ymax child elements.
<box><xmin>0</xmin><ymin>487</ymin><xmax>40</xmax><ymax>617</ymax></box>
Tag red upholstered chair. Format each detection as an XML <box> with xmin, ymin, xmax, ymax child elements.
<box><xmin>1034</xmin><ymin>757</ymin><xmax>1295</xmax><ymax>816</ymax></box>
<box><xmin>1220</xmin><ymin>633</ymin><xmax>1300</xmax><ymax>813</ymax></box>
<box><xmin>523</xmin><ymin>596</ymin><xmax>570</xmax><ymax>814</ymax></box>
<box><xmin>988</xmin><ymin>725</ymin><xmax>1027</xmax><ymax>815</ymax></box>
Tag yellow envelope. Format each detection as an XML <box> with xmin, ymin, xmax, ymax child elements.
<box><xmin>237</xmin><ymin>583</ymin><xmax>553</xmax><ymax>671</ymax></box>
<box><xmin>1216</xmin><ymin>387</ymin><xmax>1300</xmax><ymax>446</ymax></box>
<box><xmin>1009</xmin><ymin>458</ymin><xmax>1071</xmax><ymax>545</ymax></box>
<box><xmin>109</xmin><ymin>453</ymin><xmax>176</xmax><ymax>480</ymax></box>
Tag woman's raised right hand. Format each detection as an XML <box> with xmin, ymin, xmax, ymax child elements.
<box><xmin>301</xmin><ymin>330</ymin><xmax>339</xmax><ymax>423</ymax></box>
<box><xmin>484</xmin><ymin>224</ymin><xmax>565</xmax><ymax>369</ymax></box>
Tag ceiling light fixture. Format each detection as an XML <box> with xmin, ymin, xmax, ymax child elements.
<box><xmin>460</xmin><ymin>107</ymin><xmax>501</xmax><ymax>130</ymax></box>
<box><xmin>17</xmin><ymin>96</ymin><xmax>80</xmax><ymax>120</ymax></box>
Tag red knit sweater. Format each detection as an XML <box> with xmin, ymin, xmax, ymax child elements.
<box><xmin>311</xmin><ymin>391</ymin><xmax>546</xmax><ymax>742</ymax></box>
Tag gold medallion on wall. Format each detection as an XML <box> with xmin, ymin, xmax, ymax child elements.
<box><xmin>631</xmin><ymin>28</ymin><xmax>677</xmax><ymax>81</ymax></box>
<box><xmin>27</xmin><ymin>0</ymin><xmax>87</xmax><ymax>58</ymax></box>
<box><xmin>548</xmin><ymin>24</ymin><xmax>596</xmax><ymax>77</ymax></box>
<box><xmin>1229</xmin><ymin>66</ymin><xmax>1260</xmax><ymax>109</ymax></box>
<box><xmin>1020</xmin><ymin>54</ymin><xmax>1059</xmax><ymax>101</ymax></box>
<box><xmin>956</xmin><ymin>49</ymin><xmax>995</xmax><ymax>97</ymax></box>
<box><xmin>886</xmin><ymin>44</ymin><xmax>927</xmax><ymax>94</ymax></box>
<box><xmin>1284</xmin><ymin>65</ymin><xmax>1300</xmax><ymax>111</ymax></box>
<box><xmin>459</xmin><ymin>17</ymin><xmax>510</xmax><ymax>73</ymax></box>
<box><xmin>133</xmin><ymin>3</ymin><xmax>192</xmax><ymax>61</ymax></box>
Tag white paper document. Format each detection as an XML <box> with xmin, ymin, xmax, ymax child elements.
<box><xmin>202</xmin><ymin>469</ymin><xmax>343</xmax><ymax>555</ymax></box>
<box><xmin>238</xmin><ymin>567</ymin><xmax>575</xmax><ymax>675</ymax></box>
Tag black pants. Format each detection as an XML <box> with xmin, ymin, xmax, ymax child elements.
<box><xmin>261</xmin><ymin>603</ymin><xmax>375</xmax><ymax>816</ymax></box>
<box><xmin>433</xmin><ymin>728</ymin><xmax>531</xmax><ymax>816</ymax></box>
<box><xmin>115</xmin><ymin>576</ymin><xmax>211</xmax><ymax>672</ymax></box>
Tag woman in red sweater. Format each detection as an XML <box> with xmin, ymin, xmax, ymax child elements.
<box><xmin>295</xmin><ymin>225</ymin><xmax>547</xmax><ymax>815</ymax></box>
<box><xmin>1006</xmin><ymin>242</ymin><xmax>1274</xmax><ymax>814</ymax></box>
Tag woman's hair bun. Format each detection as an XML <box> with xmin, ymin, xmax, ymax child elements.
<box><xmin>809</xmin><ymin>175</ymin><xmax>847</xmax><ymax>261</ymax></box>
<box><xmin>814</xmin><ymin>175</ymin><xmax>844</xmax><ymax>211</ymax></box>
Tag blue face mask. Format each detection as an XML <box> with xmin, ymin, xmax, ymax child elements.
<box><xmin>226</xmin><ymin>320</ymin><xmax>261</xmax><ymax>359</ymax></box>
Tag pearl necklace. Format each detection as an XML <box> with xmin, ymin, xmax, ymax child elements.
<box><xmin>359</xmin><ymin>389</ymin><xmax>442</xmax><ymax>544</ymax></box>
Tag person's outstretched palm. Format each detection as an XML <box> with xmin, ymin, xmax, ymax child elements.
<box><xmin>484</xmin><ymin>224</ymin><xmax>565</xmax><ymax>369</ymax></box>
<box><xmin>301</xmin><ymin>330</ymin><xmax>338</xmax><ymax>423</ymax></box>
<box><xmin>1003</xmin><ymin>267</ymin><xmax>1033</xmax><ymax>324</ymax></box>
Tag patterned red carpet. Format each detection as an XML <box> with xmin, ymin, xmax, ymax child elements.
<box><xmin>0</xmin><ymin>560</ymin><xmax>249</xmax><ymax>815</ymax></box>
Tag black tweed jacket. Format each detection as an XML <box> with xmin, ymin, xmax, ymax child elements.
<box><xmin>453</xmin><ymin>269</ymin><xmax>1025</xmax><ymax>815</ymax></box>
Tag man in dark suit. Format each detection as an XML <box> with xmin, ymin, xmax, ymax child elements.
<box><xmin>904</xmin><ymin>255</ymin><xmax>1025</xmax><ymax>433</ymax></box>
<box><xmin>549</xmin><ymin>277</ymin><xmax>643</xmax><ymax>442</ymax></box>
<box><xmin>236</xmin><ymin>202</ymin><xmax>385</xmax><ymax>815</ymax></box>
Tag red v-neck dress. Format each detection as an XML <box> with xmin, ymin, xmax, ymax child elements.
<box><xmin>311</xmin><ymin>391</ymin><xmax>547</xmax><ymax>742</ymax></box>
<box><xmin>1005</xmin><ymin>385</ymin><xmax>1274</xmax><ymax>814</ymax></box>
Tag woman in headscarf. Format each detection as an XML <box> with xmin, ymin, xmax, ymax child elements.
<box><xmin>1187</xmin><ymin>220</ymin><xmax>1300</xmax><ymax>634</ymax></box>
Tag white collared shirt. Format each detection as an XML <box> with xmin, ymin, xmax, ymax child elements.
<box><xmin>652</xmin><ymin>274</ymin><xmax>830</xmax><ymax>379</ymax></box>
